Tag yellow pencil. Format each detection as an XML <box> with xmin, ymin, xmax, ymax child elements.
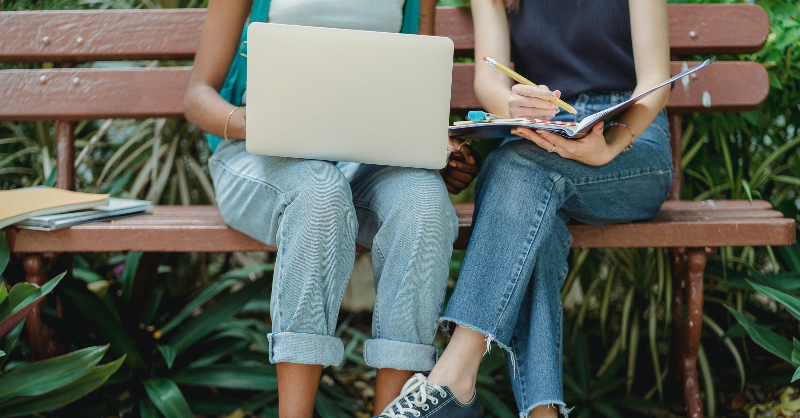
<box><xmin>483</xmin><ymin>55</ymin><xmax>576</xmax><ymax>114</ymax></box>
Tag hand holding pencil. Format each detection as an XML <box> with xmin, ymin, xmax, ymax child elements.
<box><xmin>483</xmin><ymin>55</ymin><xmax>577</xmax><ymax>115</ymax></box>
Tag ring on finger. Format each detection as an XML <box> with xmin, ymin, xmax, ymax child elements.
<box><xmin>548</xmin><ymin>143</ymin><xmax>556</xmax><ymax>153</ymax></box>
<box><xmin>456</xmin><ymin>140</ymin><xmax>472</xmax><ymax>152</ymax></box>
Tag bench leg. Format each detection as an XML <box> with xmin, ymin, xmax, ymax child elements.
<box><xmin>670</xmin><ymin>248</ymin><xmax>687</xmax><ymax>386</ymax></box>
<box><xmin>683</xmin><ymin>248</ymin><xmax>706</xmax><ymax>418</ymax></box>
<box><xmin>23</xmin><ymin>253</ymin><xmax>48</xmax><ymax>361</ymax></box>
<box><xmin>669</xmin><ymin>248</ymin><xmax>707</xmax><ymax>418</ymax></box>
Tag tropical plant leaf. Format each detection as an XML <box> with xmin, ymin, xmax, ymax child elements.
<box><xmin>0</xmin><ymin>273</ymin><xmax>65</xmax><ymax>339</ymax></box>
<box><xmin>703</xmin><ymin>314</ymin><xmax>745</xmax><ymax>392</ymax></box>
<box><xmin>120</xmin><ymin>251</ymin><xmax>143</xmax><ymax>310</ymax></box>
<box><xmin>143</xmin><ymin>378</ymin><xmax>193</xmax><ymax>418</ymax></box>
<box><xmin>475</xmin><ymin>387</ymin><xmax>516</xmax><ymax>418</ymax></box>
<box><xmin>593</xmin><ymin>402</ymin><xmax>623</xmax><ymax>418</ymax></box>
<box><xmin>0</xmin><ymin>321</ymin><xmax>24</xmax><ymax>369</ymax></box>
<box><xmin>0</xmin><ymin>355</ymin><xmax>125</xmax><ymax>418</ymax></box>
<box><xmin>164</xmin><ymin>277</ymin><xmax>270</xmax><ymax>354</ymax></box>
<box><xmin>158</xmin><ymin>344</ymin><xmax>177</xmax><ymax>370</ymax></box>
<box><xmin>726</xmin><ymin>306</ymin><xmax>793</xmax><ymax>364</ymax></box>
<box><xmin>0</xmin><ymin>345</ymin><xmax>108</xmax><ymax>402</ymax></box>
<box><xmin>140</xmin><ymin>399</ymin><xmax>163</xmax><ymax>418</ymax></box>
<box><xmin>0</xmin><ymin>229</ymin><xmax>9</xmax><ymax>276</ymax></box>
<box><xmin>793</xmin><ymin>366</ymin><xmax>800</xmax><ymax>383</ymax></box>
<box><xmin>157</xmin><ymin>278</ymin><xmax>238</xmax><ymax>335</ymax></box>
<box><xmin>648</xmin><ymin>295</ymin><xmax>663</xmax><ymax>401</ymax></box>
<box><xmin>698</xmin><ymin>345</ymin><xmax>715</xmax><ymax>418</ymax></box>
<box><xmin>748</xmin><ymin>280</ymin><xmax>800</xmax><ymax>322</ymax></box>
<box><xmin>61</xmin><ymin>287</ymin><xmax>147</xmax><ymax>371</ymax></box>
<box><xmin>169</xmin><ymin>365</ymin><xmax>278</xmax><ymax>390</ymax></box>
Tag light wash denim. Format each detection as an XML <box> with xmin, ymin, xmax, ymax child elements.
<box><xmin>209</xmin><ymin>142</ymin><xmax>458</xmax><ymax>371</ymax></box>
<box><xmin>441</xmin><ymin>92</ymin><xmax>673</xmax><ymax>417</ymax></box>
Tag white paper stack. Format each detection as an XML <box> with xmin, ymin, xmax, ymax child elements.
<box><xmin>15</xmin><ymin>198</ymin><xmax>153</xmax><ymax>231</ymax></box>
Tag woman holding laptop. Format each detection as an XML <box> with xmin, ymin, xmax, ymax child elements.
<box><xmin>183</xmin><ymin>0</ymin><xmax>479</xmax><ymax>417</ymax></box>
<box><xmin>378</xmin><ymin>0</ymin><xmax>673</xmax><ymax>417</ymax></box>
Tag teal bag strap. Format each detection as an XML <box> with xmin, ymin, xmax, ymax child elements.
<box><xmin>207</xmin><ymin>0</ymin><xmax>420</xmax><ymax>151</ymax></box>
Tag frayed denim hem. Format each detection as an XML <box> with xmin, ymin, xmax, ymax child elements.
<box><xmin>438</xmin><ymin>316</ymin><xmax>520</xmax><ymax>376</ymax></box>
<box><xmin>519</xmin><ymin>401</ymin><xmax>572</xmax><ymax>418</ymax></box>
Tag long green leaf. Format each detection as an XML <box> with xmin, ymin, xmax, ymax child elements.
<box><xmin>751</xmin><ymin>135</ymin><xmax>800</xmax><ymax>189</ymax></box>
<box><xmin>62</xmin><ymin>287</ymin><xmax>146</xmax><ymax>371</ymax></box>
<box><xmin>748</xmin><ymin>280</ymin><xmax>800</xmax><ymax>322</ymax></box>
<box><xmin>0</xmin><ymin>229</ymin><xmax>8</xmax><ymax>276</ymax></box>
<box><xmin>726</xmin><ymin>306</ymin><xmax>793</xmax><ymax>363</ymax></box>
<box><xmin>0</xmin><ymin>273</ymin><xmax>65</xmax><ymax>339</ymax></box>
<box><xmin>703</xmin><ymin>314</ymin><xmax>745</xmax><ymax>392</ymax></box>
<box><xmin>648</xmin><ymin>296</ymin><xmax>663</xmax><ymax>401</ymax></box>
<box><xmin>593</xmin><ymin>402</ymin><xmax>623</xmax><ymax>418</ymax></box>
<box><xmin>0</xmin><ymin>355</ymin><xmax>125</xmax><ymax>418</ymax></box>
<box><xmin>0</xmin><ymin>345</ymin><xmax>107</xmax><ymax>401</ymax></box>
<box><xmin>140</xmin><ymin>399</ymin><xmax>164</xmax><ymax>418</ymax></box>
<box><xmin>627</xmin><ymin>313</ymin><xmax>640</xmax><ymax>395</ymax></box>
<box><xmin>157</xmin><ymin>278</ymin><xmax>238</xmax><ymax>335</ymax></box>
<box><xmin>620</xmin><ymin>286</ymin><xmax>635</xmax><ymax>351</ymax></box>
<box><xmin>143</xmin><ymin>378</ymin><xmax>194</xmax><ymax>418</ymax></box>
<box><xmin>475</xmin><ymin>387</ymin><xmax>516</xmax><ymax>418</ymax></box>
<box><xmin>0</xmin><ymin>321</ymin><xmax>24</xmax><ymax>369</ymax></box>
<box><xmin>164</xmin><ymin>277</ymin><xmax>270</xmax><ymax>353</ymax></box>
<box><xmin>698</xmin><ymin>344</ymin><xmax>715</xmax><ymax>418</ymax></box>
<box><xmin>120</xmin><ymin>252</ymin><xmax>143</xmax><ymax>310</ymax></box>
<box><xmin>169</xmin><ymin>365</ymin><xmax>278</xmax><ymax>390</ymax></box>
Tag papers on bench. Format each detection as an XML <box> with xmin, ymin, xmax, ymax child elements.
<box><xmin>1</xmin><ymin>187</ymin><xmax>110</xmax><ymax>229</ymax></box>
<box><xmin>15</xmin><ymin>198</ymin><xmax>153</xmax><ymax>231</ymax></box>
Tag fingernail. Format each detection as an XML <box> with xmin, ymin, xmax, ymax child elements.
<box><xmin>549</xmin><ymin>93</ymin><xmax>556</xmax><ymax>99</ymax></box>
<box><xmin>449</xmin><ymin>161</ymin><xmax>457</xmax><ymax>167</ymax></box>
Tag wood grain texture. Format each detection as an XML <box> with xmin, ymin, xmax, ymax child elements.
<box><xmin>435</xmin><ymin>4</ymin><xmax>768</xmax><ymax>55</ymax></box>
<box><xmin>0</xmin><ymin>4</ymin><xmax>767</xmax><ymax>62</ymax></box>
<box><xmin>0</xmin><ymin>9</ymin><xmax>205</xmax><ymax>62</ymax></box>
<box><xmin>0</xmin><ymin>67</ymin><xmax>190</xmax><ymax>121</ymax></box>
<box><xmin>6</xmin><ymin>202</ymin><xmax>795</xmax><ymax>253</ymax></box>
<box><xmin>0</xmin><ymin>62</ymin><xmax>767</xmax><ymax>120</ymax></box>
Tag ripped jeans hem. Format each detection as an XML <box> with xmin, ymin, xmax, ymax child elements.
<box><xmin>519</xmin><ymin>401</ymin><xmax>572</xmax><ymax>418</ymax></box>
<box><xmin>438</xmin><ymin>317</ymin><xmax>512</xmax><ymax>352</ymax></box>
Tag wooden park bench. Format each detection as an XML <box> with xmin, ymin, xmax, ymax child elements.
<box><xmin>0</xmin><ymin>5</ymin><xmax>794</xmax><ymax>418</ymax></box>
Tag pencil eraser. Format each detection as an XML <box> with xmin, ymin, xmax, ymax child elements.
<box><xmin>482</xmin><ymin>55</ymin><xmax>488</xmax><ymax>62</ymax></box>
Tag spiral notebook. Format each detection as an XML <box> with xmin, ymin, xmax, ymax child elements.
<box><xmin>449</xmin><ymin>58</ymin><xmax>714</xmax><ymax>140</ymax></box>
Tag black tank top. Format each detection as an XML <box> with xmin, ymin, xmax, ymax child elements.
<box><xmin>507</xmin><ymin>0</ymin><xmax>636</xmax><ymax>100</ymax></box>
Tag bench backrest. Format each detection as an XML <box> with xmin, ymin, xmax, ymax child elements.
<box><xmin>0</xmin><ymin>5</ymin><xmax>769</xmax><ymax>199</ymax></box>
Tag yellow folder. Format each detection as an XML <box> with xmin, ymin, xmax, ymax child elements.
<box><xmin>0</xmin><ymin>187</ymin><xmax>109</xmax><ymax>229</ymax></box>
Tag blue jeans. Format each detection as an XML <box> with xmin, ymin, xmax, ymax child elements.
<box><xmin>441</xmin><ymin>92</ymin><xmax>673</xmax><ymax>417</ymax></box>
<box><xmin>209</xmin><ymin>142</ymin><xmax>458</xmax><ymax>371</ymax></box>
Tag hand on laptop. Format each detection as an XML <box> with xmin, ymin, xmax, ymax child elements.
<box><xmin>441</xmin><ymin>138</ymin><xmax>480</xmax><ymax>194</ymax></box>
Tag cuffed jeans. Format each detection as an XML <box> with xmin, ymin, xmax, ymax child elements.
<box><xmin>209</xmin><ymin>142</ymin><xmax>458</xmax><ymax>371</ymax></box>
<box><xmin>441</xmin><ymin>92</ymin><xmax>673</xmax><ymax>417</ymax></box>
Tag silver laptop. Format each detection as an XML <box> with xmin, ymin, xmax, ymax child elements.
<box><xmin>245</xmin><ymin>23</ymin><xmax>454</xmax><ymax>169</ymax></box>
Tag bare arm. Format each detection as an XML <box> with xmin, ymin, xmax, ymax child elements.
<box><xmin>419</xmin><ymin>0</ymin><xmax>437</xmax><ymax>35</ymax></box>
<box><xmin>183</xmin><ymin>0</ymin><xmax>252</xmax><ymax>141</ymax></box>
<box><xmin>471</xmin><ymin>0</ymin><xmax>513</xmax><ymax>117</ymax></box>
<box><xmin>608</xmin><ymin>0</ymin><xmax>671</xmax><ymax>147</ymax></box>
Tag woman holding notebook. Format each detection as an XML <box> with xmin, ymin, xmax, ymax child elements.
<box><xmin>183</xmin><ymin>0</ymin><xmax>479</xmax><ymax>417</ymax></box>
<box><xmin>379</xmin><ymin>0</ymin><xmax>673</xmax><ymax>417</ymax></box>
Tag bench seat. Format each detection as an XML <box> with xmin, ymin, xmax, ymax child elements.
<box><xmin>7</xmin><ymin>200</ymin><xmax>794</xmax><ymax>253</ymax></box>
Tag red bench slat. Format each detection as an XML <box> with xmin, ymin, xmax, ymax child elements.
<box><xmin>0</xmin><ymin>5</ymin><xmax>768</xmax><ymax>63</ymax></box>
<box><xmin>0</xmin><ymin>9</ymin><xmax>205</xmax><ymax>62</ymax></box>
<box><xmin>0</xmin><ymin>61</ymin><xmax>767</xmax><ymax>121</ymax></box>
<box><xmin>6</xmin><ymin>201</ymin><xmax>795</xmax><ymax>253</ymax></box>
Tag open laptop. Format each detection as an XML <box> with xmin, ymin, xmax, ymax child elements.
<box><xmin>245</xmin><ymin>23</ymin><xmax>454</xmax><ymax>169</ymax></box>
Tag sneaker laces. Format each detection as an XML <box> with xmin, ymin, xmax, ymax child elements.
<box><xmin>380</xmin><ymin>373</ymin><xmax>447</xmax><ymax>417</ymax></box>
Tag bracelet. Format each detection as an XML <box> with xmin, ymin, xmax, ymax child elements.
<box><xmin>604</xmin><ymin>122</ymin><xmax>635</xmax><ymax>151</ymax></box>
<box><xmin>224</xmin><ymin>106</ymin><xmax>245</xmax><ymax>146</ymax></box>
